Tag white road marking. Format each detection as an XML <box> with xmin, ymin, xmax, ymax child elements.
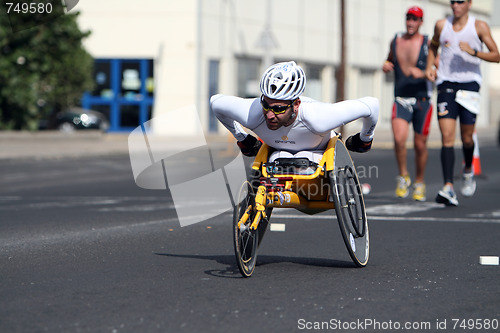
<box><xmin>270</xmin><ymin>212</ymin><xmax>500</xmax><ymax>224</ymax></box>
<box><xmin>270</xmin><ymin>223</ymin><xmax>286</xmax><ymax>232</ymax></box>
<box><xmin>365</xmin><ymin>202</ymin><xmax>444</xmax><ymax>215</ymax></box>
<box><xmin>479</xmin><ymin>256</ymin><xmax>499</xmax><ymax>265</ymax></box>
<box><xmin>469</xmin><ymin>210</ymin><xmax>500</xmax><ymax>218</ymax></box>
<box><xmin>0</xmin><ymin>217</ymin><xmax>180</xmax><ymax>250</ymax></box>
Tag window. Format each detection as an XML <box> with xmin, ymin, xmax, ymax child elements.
<box><xmin>359</xmin><ymin>68</ymin><xmax>376</xmax><ymax>97</ymax></box>
<box><xmin>93</xmin><ymin>61</ymin><xmax>112</xmax><ymax>99</ymax></box>
<box><xmin>82</xmin><ymin>58</ymin><xmax>155</xmax><ymax>131</ymax></box>
<box><xmin>305</xmin><ymin>64</ymin><xmax>323</xmax><ymax>101</ymax></box>
<box><xmin>237</xmin><ymin>58</ymin><xmax>260</xmax><ymax>98</ymax></box>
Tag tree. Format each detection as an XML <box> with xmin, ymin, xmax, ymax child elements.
<box><xmin>0</xmin><ymin>1</ymin><xmax>93</xmax><ymax>130</ymax></box>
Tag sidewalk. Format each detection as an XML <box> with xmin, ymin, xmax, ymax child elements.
<box><xmin>0</xmin><ymin>126</ymin><xmax>497</xmax><ymax>160</ymax></box>
<box><xmin>0</xmin><ymin>130</ymin><xmax>234</xmax><ymax>160</ymax></box>
<box><xmin>0</xmin><ymin>131</ymin><xmax>130</xmax><ymax>160</ymax></box>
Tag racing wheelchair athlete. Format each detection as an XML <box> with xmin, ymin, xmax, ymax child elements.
<box><xmin>210</xmin><ymin>61</ymin><xmax>379</xmax><ymax>277</ymax></box>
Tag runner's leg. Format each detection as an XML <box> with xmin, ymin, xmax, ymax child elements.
<box><xmin>459</xmin><ymin>109</ymin><xmax>477</xmax><ymax>197</ymax></box>
<box><xmin>458</xmin><ymin>82</ymin><xmax>479</xmax><ymax>174</ymax></box>
<box><xmin>413</xmin><ymin>132</ymin><xmax>428</xmax><ymax>184</ymax></box>
<box><xmin>460</xmin><ymin>123</ymin><xmax>475</xmax><ymax>173</ymax></box>
<box><xmin>392</xmin><ymin>117</ymin><xmax>410</xmax><ymax>177</ymax></box>
<box><xmin>439</xmin><ymin>118</ymin><xmax>456</xmax><ymax>186</ymax></box>
<box><xmin>412</xmin><ymin>100</ymin><xmax>432</xmax><ymax>184</ymax></box>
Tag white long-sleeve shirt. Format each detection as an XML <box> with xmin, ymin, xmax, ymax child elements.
<box><xmin>210</xmin><ymin>94</ymin><xmax>379</xmax><ymax>153</ymax></box>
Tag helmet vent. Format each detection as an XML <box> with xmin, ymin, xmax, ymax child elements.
<box><xmin>259</xmin><ymin>61</ymin><xmax>306</xmax><ymax>100</ymax></box>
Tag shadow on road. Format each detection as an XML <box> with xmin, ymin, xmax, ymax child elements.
<box><xmin>154</xmin><ymin>252</ymin><xmax>356</xmax><ymax>278</ymax></box>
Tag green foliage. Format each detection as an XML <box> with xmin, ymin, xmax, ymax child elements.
<box><xmin>0</xmin><ymin>1</ymin><xmax>93</xmax><ymax>130</ymax></box>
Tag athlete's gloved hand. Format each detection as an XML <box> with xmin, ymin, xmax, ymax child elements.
<box><xmin>346</xmin><ymin>133</ymin><xmax>372</xmax><ymax>153</ymax></box>
<box><xmin>237</xmin><ymin>134</ymin><xmax>262</xmax><ymax>157</ymax></box>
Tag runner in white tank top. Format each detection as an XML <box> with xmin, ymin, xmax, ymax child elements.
<box><xmin>211</xmin><ymin>61</ymin><xmax>379</xmax><ymax>157</ymax></box>
<box><xmin>436</xmin><ymin>15</ymin><xmax>482</xmax><ymax>86</ymax></box>
<box><xmin>425</xmin><ymin>0</ymin><xmax>500</xmax><ymax>206</ymax></box>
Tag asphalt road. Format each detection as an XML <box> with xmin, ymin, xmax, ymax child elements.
<box><xmin>1</xmin><ymin>141</ymin><xmax>500</xmax><ymax>332</ymax></box>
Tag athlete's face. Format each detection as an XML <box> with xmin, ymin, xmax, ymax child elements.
<box><xmin>405</xmin><ymin>15</ymin><xmax>423</xmax><ymax>36</ymax></box>
<box><xmin>450</xmin><ymin>0</ymin><xmax>471</xmax><ymax>18</ymax></box>
<box><xmin>261</xmin><ymin>96</ymin><xmax>300</xmax><ymax>130</ymax></box>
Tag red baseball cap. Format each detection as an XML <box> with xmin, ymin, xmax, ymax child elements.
<box><xmin>407</xmin><ymin>6</ymin><xmax>424</xmax><ymax>18</ymax></box>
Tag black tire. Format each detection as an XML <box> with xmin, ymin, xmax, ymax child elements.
<box><xmin>329</xmin><ymin>140</ymin><xmax>369</xmax><ymax>267</ymax></box>
<box><xmin>233</xmin><ymin>181</ymin><xmax>259</xmax><ymax>277</ymax></box>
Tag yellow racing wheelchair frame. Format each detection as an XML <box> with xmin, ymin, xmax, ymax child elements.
<box><xmin>233</xmin><ymin>135</ymin><xmax>369</xmax><ymax>277</ymax></box>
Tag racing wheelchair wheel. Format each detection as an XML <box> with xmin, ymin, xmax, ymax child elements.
<box><xmin>329</xmin><ymin>140</ymin><xmax>369</xmax><ymax>267</ymax></box>
<box><xmin>233</xmin><ymin>181</ymin><xmax>259</xmax><ymax>277</ymax></box>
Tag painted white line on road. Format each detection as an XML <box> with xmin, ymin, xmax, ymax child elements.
<box><xmin>365</xmin><ymin>202</ymin><xmax>445</xmax><ymax>215</ymax></box>
<box><xmin>0</xmin><ymin>217</ymin><xmax>180</xmax><ymax>250</ymax></box>
<box><xmin>368</xmin><ymin>215</ymin><xmax>500</xmax><ymax>224</ymax></box>
<box><xmin>270</xmin><ymin>213</ymin><xmax>500</xmax><ymax>224</ymax></box>
<box><xmin>470</xmin><ymin>210</ymin><xmax>500</xmax><ymax>218</ymax></box>
<box><xmin>479</xmin><ymin>256</ymin><xmax>499</xmax><ymax>265</ymax></box>
<box><xmin>270</xmin><ymin>223</ymin><xmax>286</xmax><ymax>232</ymax></box>
<box><xmin>98</xmin><ymin>203</ymin><xmax>175</xmax><ymax>212</ymax></box>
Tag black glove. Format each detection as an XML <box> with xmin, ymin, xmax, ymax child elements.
<box><xmin>237</xmin><ymin>134</ymin><xmax>262</xmax><ymax>157</ymax></box>
<box><xmin>346</xmin><ymin>133</ymin><xmax>372</xmax><ymax>153</ymax></box>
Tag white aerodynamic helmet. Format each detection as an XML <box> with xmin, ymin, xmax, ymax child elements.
<box><xmin>259</xmin><ymin>61</ymin><xmax>306</xmax><ymax>100</ymax></box>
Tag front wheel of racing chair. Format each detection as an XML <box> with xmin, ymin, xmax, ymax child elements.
<box><xmin>233</xmin><ymin>181</ymin><xmax>259</xmax><ymax>277</ymax></box>
<box><xmin>233</xmin><ymin>169</ymin><xmax>273</xmax><ymax>278</ymax></box>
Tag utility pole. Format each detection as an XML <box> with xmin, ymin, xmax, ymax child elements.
<box><xmin>258</xmin><ymin>0</ymin><xmax>278</xmax><ymax>70</ymax></box>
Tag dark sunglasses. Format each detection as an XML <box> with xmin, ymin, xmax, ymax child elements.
<box><xmin>450</xmin><ymin>1</ymin><xmax>465</xmax><ymax>4</ymax></box>
<box><xmin>260</xmin><ymin>95</ymin><xmax>296</xmax><ymax>115</ymax></box>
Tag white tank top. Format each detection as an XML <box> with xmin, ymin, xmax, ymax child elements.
<box><xmin>210</xmin><ymin>95</ymin><xmax>379</xmax><ymax>153</ymax></box>
<box><xmin>437</xmin><ymin>16</ymin><xmax>482</xmax><ymax>85</ymax></box>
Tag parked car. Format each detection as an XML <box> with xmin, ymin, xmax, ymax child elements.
<box><xmin>39</xmin><ymin>107</ymin><xmax>109</xmax><ymax>132</ymax></box>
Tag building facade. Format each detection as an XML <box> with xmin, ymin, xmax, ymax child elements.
<box><xmin>76</xmin><ymin>0</ymin><xmax>496</xmax><ymax>134</ymax></box>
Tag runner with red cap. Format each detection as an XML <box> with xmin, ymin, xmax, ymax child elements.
<box><xmin>383</xmin><ymin>6</ymin><xmax>434</xmax><ymax>201</ymax></box>
<box><xmin>407</xmin><ymin>6</ymin><xmax>423</xmax><ymax>19</ymax></box>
